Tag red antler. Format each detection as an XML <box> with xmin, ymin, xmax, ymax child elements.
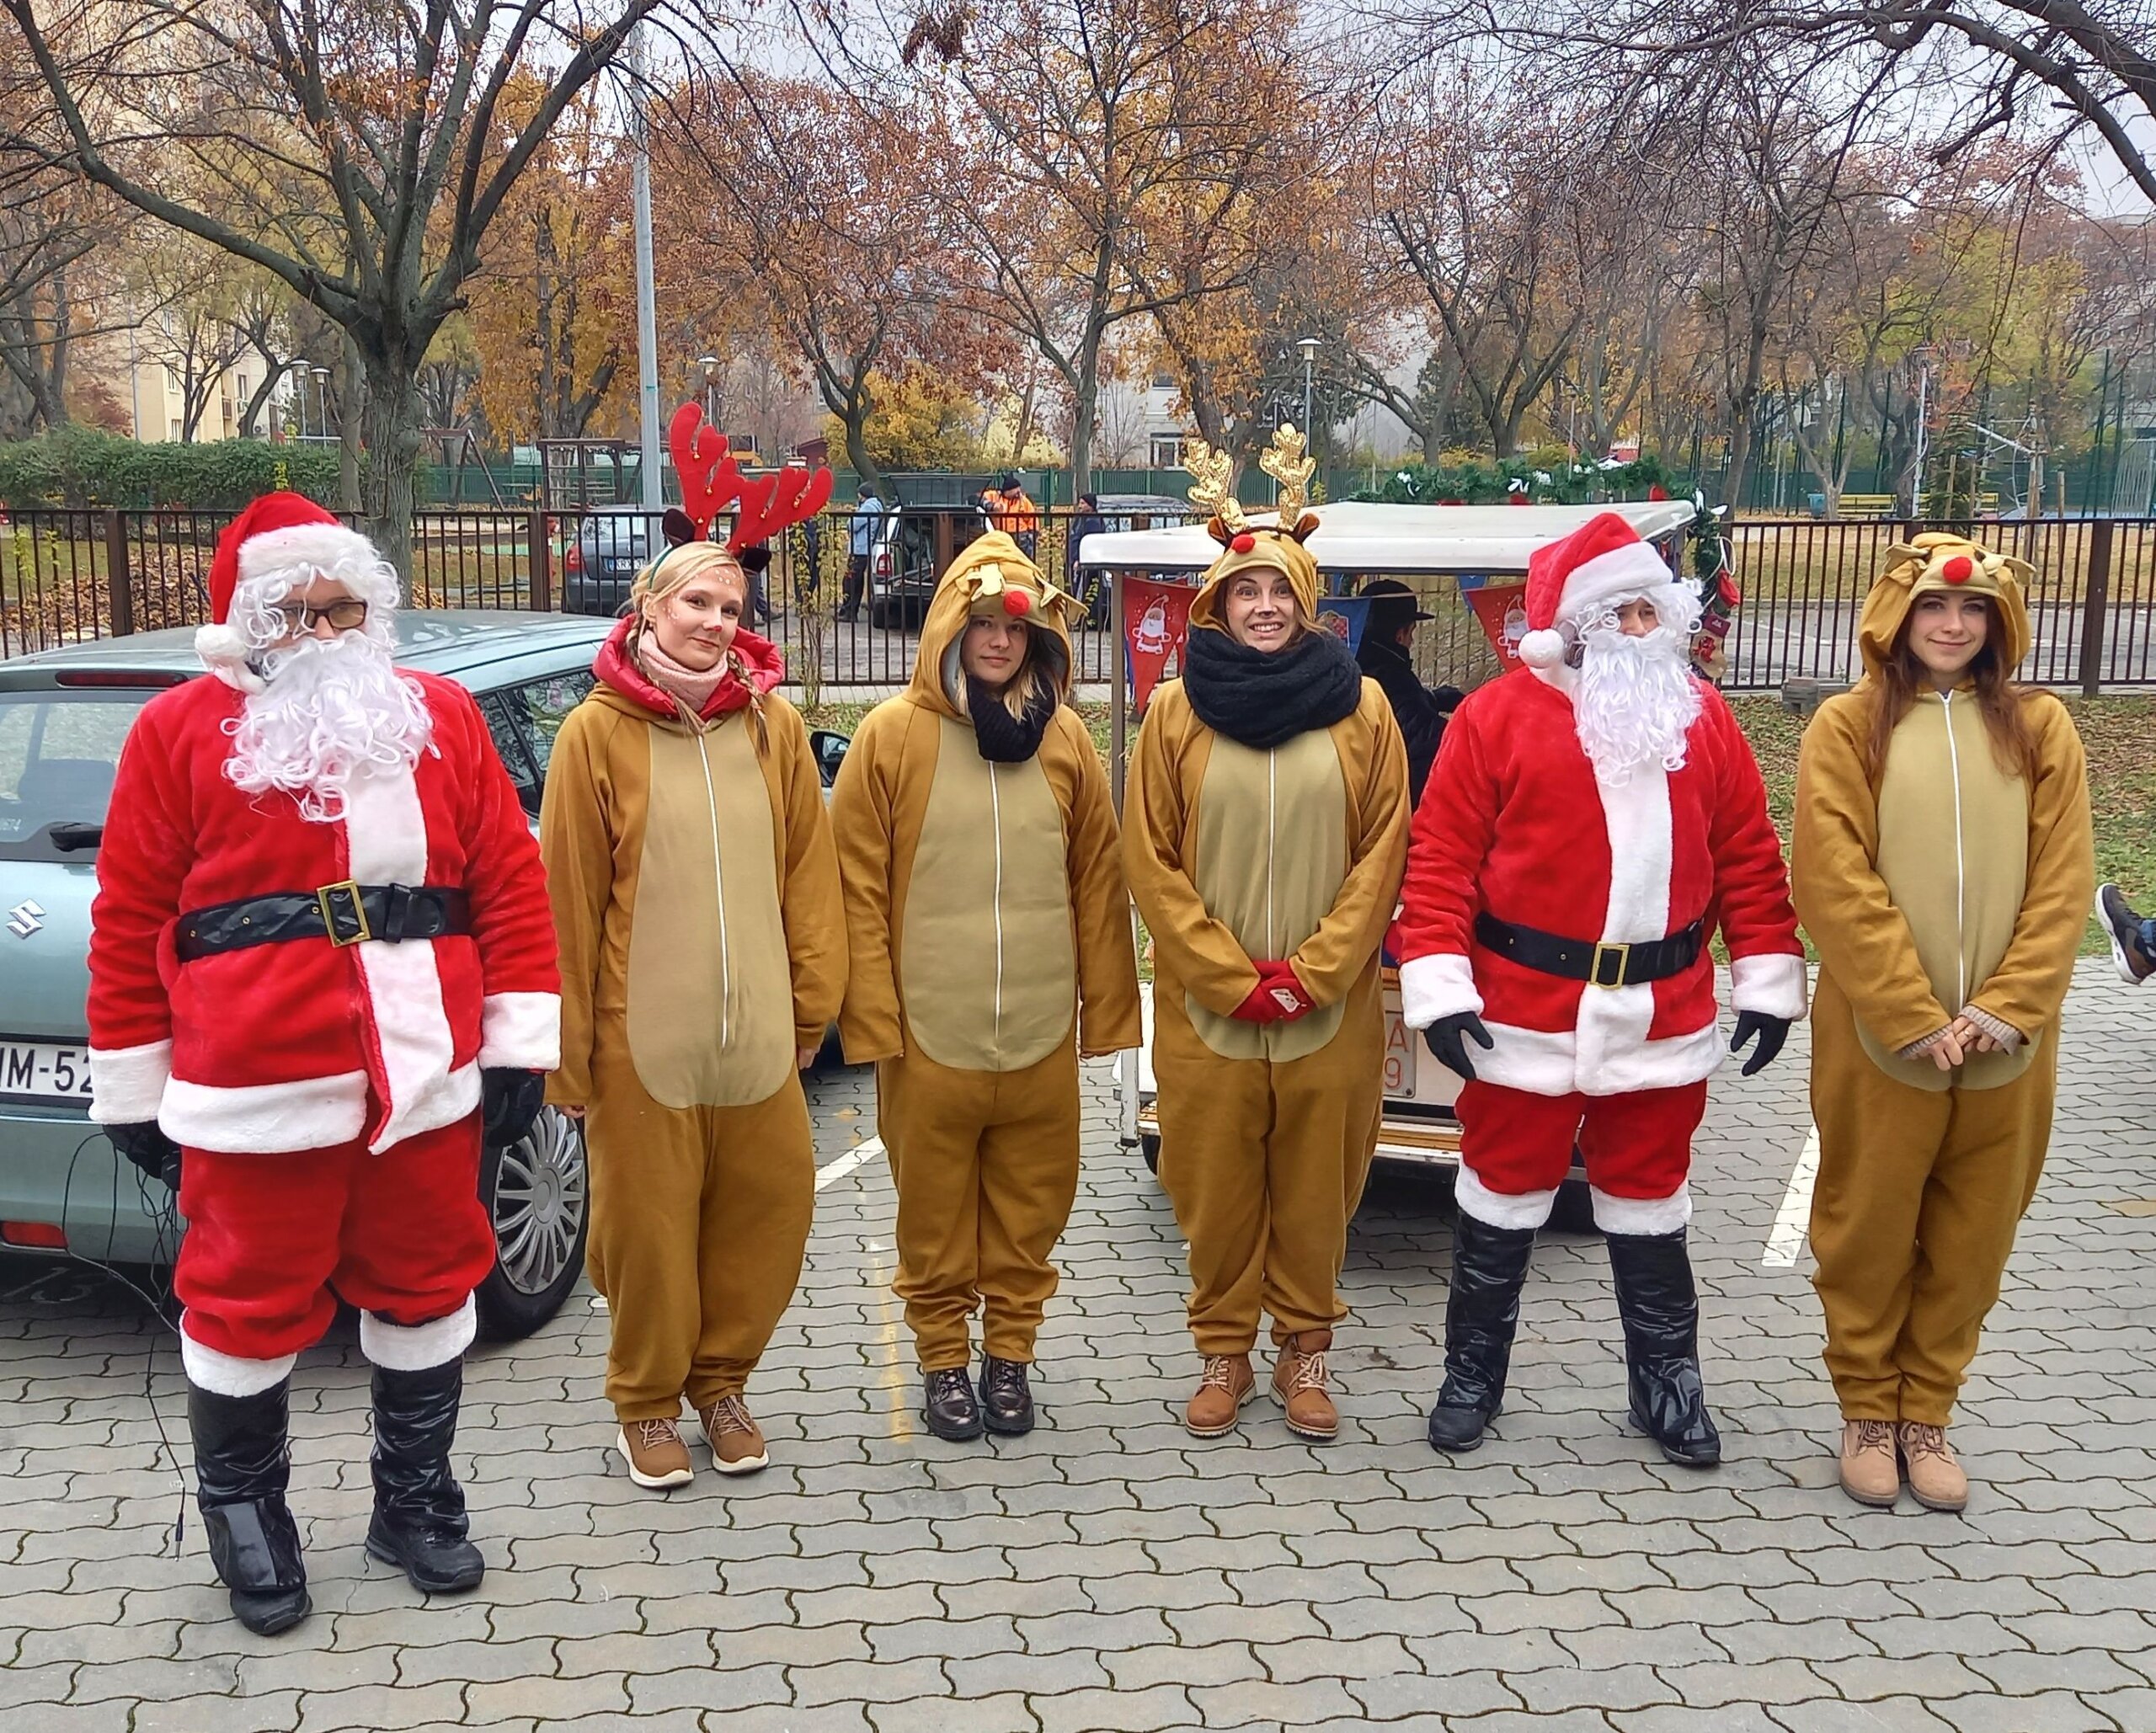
<box><xmin>727</xmin><ymin>461</ymin><xmax>835</xmax><ymax>551</ymax></box>
<box><xmin>667</xmin><ymin>403</ymin><xmax>741</xmax><ymax>536</ymax></box>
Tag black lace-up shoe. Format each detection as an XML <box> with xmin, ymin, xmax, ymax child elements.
<box><xmin>978</xmin><ymin>1357</ymin><xmax>1034</xmax><ymax>1436</ymax></box>
<box><xmin>923</xmin><ymin>1367</ymin><xmax>985</xmax><ymax>1441</ymax></box>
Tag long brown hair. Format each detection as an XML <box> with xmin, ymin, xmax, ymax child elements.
<box><xmin>1863</xmin><ymin>595</ymin><xmax>2040</xmax><ymax>783</ymax></box>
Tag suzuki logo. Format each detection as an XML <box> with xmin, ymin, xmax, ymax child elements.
<box><xmin>6</xmin><ymin>900</ymin><xmax>44</xmax><ymax>938</ymax></box>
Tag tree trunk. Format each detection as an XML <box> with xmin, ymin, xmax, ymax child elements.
<box><xmin>339</xmin><ymin>333</ymin><xmax>365</xmax><ymax>514</ymax></box>
<box><xmin>1070</xmin><ymin>332</ymin><xmax>1101</xmax><ymax>495</ymax></box>
<box><xmin>360</xmin><ymin>352</ymin><xmax>424</xmax><ymax>587</ymax></box>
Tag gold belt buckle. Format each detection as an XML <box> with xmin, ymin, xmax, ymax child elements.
<box><xmin>1589</xmin><ymin>940</ymin><xmax>1630</xmax><ymax>989</ymax></box>
<box><xmin>317</xmin><ymin>880</ymin><xmax>371</xmax><ymax>946</ymax></box>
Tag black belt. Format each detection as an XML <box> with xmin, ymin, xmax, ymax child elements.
<box><xmin>175</xmin><ymin>882</ymin><xmax>472</xmax><ymax>961</ymax></box>
<box><xmin>1474</xmin><ymin>911</ymin><xmax>1705</xmax><ymax>989</ymax></box>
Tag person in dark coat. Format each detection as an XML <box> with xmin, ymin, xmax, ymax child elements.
<box><xmin>1355</xmin><ymin>579</ymin><xmax>1462</xmax><ymax>805</ymax></box>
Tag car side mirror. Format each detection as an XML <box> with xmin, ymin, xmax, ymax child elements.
<box><xmin>808</xmin><ymin>729</ymin><xmax>850</xmax><ymax>787</ymax></box>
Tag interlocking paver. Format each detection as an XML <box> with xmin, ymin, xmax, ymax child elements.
<box><xmin>3</xmin><ymin>962</ymin><xmax>2153</xmax><ymax>1731</ymax></box>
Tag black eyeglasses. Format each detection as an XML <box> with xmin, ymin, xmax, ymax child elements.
<box><xmin>272</xmin><ymin>599</ymin><xmax>371</xmax><ymax>633</ymax></box>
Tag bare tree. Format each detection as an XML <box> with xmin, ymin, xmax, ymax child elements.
<box><xmin>1</xmin><ymin>0</ymin><xmax>690</xmax><ymax>575</ymax></box>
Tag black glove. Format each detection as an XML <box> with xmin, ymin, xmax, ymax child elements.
<box><xmin>1422</xmin><ymin>1012</ymin><xmax>1495</xmax><ymax>1082</ymax></box>
<box><xmin>1729</xmin><ymin>1010</ymin><xmax>1791</xmax><ymax>1078</ymax></box>
<box><xmin>480</xmin><ymin>1069</ymin><xmax>547</xmax><ymax>1149</ymax></box>
<box><xmin>108</xmin><ymin>1120</ymin><xmax>182</xmax><ymax>1190</ymax></box>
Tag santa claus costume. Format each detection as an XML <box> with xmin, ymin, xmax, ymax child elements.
<box><xmin>1393</xmin><ymin>511</ymin><xmax>1803</xmax><ymax>1465</ymax></box>
<box><xmin>86</xmin><ymin>494</ymin><xmax>559</xmax><ymax>1634</ymax></box>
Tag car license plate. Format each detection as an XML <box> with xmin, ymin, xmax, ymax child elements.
<box><xmin>608</xmin><ymin>556</ymin><xmax>640</xmax><ymax>573</ymax></box>
<box><xmin>0</xmin><ymin>1040</ymin><xmax>95</xmax><ymax>1105</ymax></box>
<box><xmin>1382</xmin><ymin>994</ymin><xmax>1417</xmax><ymax>1099</ymax></box>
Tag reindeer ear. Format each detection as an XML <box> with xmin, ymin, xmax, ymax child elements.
<box><xmin>1286</xmin><ymin>512</ymin><xmax>1320</xmax><ymax>543</ymax></box>
<box><xmin>662</xmin><ymin>508</ymin><xmax>697</xmax><ymax>548</ymax></box>
<box><xmin>1207</xmin><ymin>515</ymin><xmax>1235</xmax><ymax>547</ymax></box>
<box><xmin>738</xmin><ymin>546</ymin><xmax>773</xmax><ymax>574</ymax></box>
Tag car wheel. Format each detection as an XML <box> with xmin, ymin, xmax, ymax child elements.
<box><xmin>1140</xmin><ymin>1132</ymin><xmax>1161</xmax><ymax>1175</ymax></box>
<box><xmin>475</xmin><ymin>1106</ymin><xmax>590</xmax><ymax>1341</ymax></box>
<box><xmin>868</xmin><ymin>597</ymin><xmax>896</xmax><ymax>631</ymax></box>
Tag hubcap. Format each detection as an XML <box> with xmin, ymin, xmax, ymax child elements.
<box><xmin>491</xmin><ymin>1108</ymin><xmax>587</xmax><ymax>1295</ymax></box>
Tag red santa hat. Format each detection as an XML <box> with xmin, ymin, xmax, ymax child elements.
<box><xmin>1514</xmin><ymin>510</ymin><xmax>1676</xmax><ymax>672</ymax></box>
<box><xmin>195</xmin><ymin>492</ymin><xmax>387</xmax><ymax>676</ymax></box>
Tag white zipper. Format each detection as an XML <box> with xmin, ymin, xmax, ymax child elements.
<box><xmin>1940</xmin><ymin>690</ymin><xmax>1967</xmax><ymax>1009</ymax></box>
<box><xmin>989</xmin><ymin>760</ymin><xmax>1005</xmax><ymax>1051</ymax></box>
<box><xmin>1265</xmin><ymin>749</ymin><xmax>1278</xmax><ymax>957</ymax></box>
<box><xmin>695</xmin><ymin>730</ymin><xmax>732</xmax><ymax>1050</ymax></box>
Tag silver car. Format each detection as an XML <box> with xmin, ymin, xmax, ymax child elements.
<box><xmin>0</xmin><ymin>611</ymin><xmax>617</xmax><ymax>1338</ymax></box>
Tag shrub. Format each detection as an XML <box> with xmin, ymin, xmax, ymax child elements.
<box><xmin>0</xmin><ymin>427</ymin><xmax>346</xmax><ymax>509</ymax></box>
<box><xmin>1351</xmin><ymin>451</ymin><xmax>1694</xmax><ymax>508</ymax></box>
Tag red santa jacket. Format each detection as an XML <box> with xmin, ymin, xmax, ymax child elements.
<box><xmin>1392</xmin><ymin>664</ymin><xmax>1804</xmax><ymax>1096</ymax></box>
<box><xmin>87</xmin><ymin>669</ymin><xmax>560</xmax><ymax>1154</ymax></box>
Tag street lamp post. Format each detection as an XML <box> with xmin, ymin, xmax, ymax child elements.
<box><xmin>1297</xmin><ymin>336</ymin><xmax>1320</xmax><ymax>445</ymax></box>
<box><xmin>312</xmin><ymin>366</ymin><xmax>332</xmax><ymax>443</ymax></box>
<box><xmin>699</xmin><ymin>355</ymin><xmax>722</xmax><ymax>429</ymax></box>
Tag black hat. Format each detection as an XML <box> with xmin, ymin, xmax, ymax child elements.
<box><xmin>1358</xmin><ymin>577</ymin><xmax>1434</xmax><ymax>621</ymax></box>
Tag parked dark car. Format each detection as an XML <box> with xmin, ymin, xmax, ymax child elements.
<box><xmin>560</xmin><ymin>506</ymin><xmax>656</xmax><ymax>616</ymax></box>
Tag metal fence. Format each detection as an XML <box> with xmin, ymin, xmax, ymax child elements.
<box><xmin>6</xmin><ymin>505</ymin><xmax>2153</xmax><ymax>696</ymax></box>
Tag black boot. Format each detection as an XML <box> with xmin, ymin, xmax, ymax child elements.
<box><xmin>364</xmin><ymin>1357</ymin><xmax>485</xmax><ymax>1593</ymax></box>
<box><xmin>923</xmin><ymin>1367</ymin><xmax>985</xmax><ymax>1441</ymax></box>
<box><xmin>189</xmin><ymin>1380</ymin><xmax>311</xmax><ymax>1636</ymax></box>
<box><xmin>1606</xmin><ymin>1229</ymin><xmax>1721</xmax><ymax>1468</ymax></box>
<box><xmin>978</xmin><ymin>1357</ymin><xmax>1034</xmax><ymax>1437</ymax></box>
<box><xmin>1428</xmin><ymin>1212</ymin><xmax>1537</xmax><ymax>1453</ymax></box>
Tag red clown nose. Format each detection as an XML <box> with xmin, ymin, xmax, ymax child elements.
<box><xmin>1940</xmin><ymin>554</ymin><xmax>1974</xmax><ymax>584</ymax></box>
<box><xmin>1002</xmin><ymin>588</ymin><xmax>1032</xmax><ymax>618</ymax></box>
<box><xmin>1230</xmin><ymin>531</ymin><xmax>1256</xmax><ymax>554</ymax></box>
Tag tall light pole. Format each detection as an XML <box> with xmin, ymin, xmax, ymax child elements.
<box><xmin>1297</xmin><ymin>336</ymin><xmax>1320</xmax><ymax>444</ymax></box>
<box><xmin>699</xmin><ymin>355</ymin><xmax>721</xmax><ymax>429</ymax></box>
<box><xmin>629</xmin><ymin>26</ymin><xmax>663</xmax><ymax>508</ymax></box>
<box><xmin>312</xmin><ymin>365</ymin><xmax>331</xmax><ymax>442</ymax></box>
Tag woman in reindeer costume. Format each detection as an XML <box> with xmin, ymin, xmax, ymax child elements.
<box><xmin>1123</xmin><ymin>429</ymin><xmax>1410</xmax><ymax>1442</ymax></box>
<box><xmin>830</xmin><ymin>531</ymin><xmax>1139</xmax><ymax>1441</ymax></box>
<box><xmin>542</xmin><ymin>410</ymin><xmax>846</xmax><ymax>1489</ymax></box>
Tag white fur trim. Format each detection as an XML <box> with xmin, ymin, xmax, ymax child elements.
<box><xmin>1591</xmin><ymin>1183</ymin><xmax>1693</xmax><ymax>1235</ymax></box>
<box><xmin>194</xmin><ymin>622</ymin><xmax>249</xmax><ymax>665</ymax></box>
<box><xmin>478</xmin><ymin>992</ymin><xmax>562</xmax><ymax>1072</ymax></box>
<box><xmin>359</xmin><ymin>1295</ymin><xmax>476</xmax><ymax>1371</ymax></box>
<box><xmin>88</xmin><ymin>1039</ymin><xmax>173</xmax><ymax>1123</ymax></box>
<box><xmin>179</xmin><ymin>1322</ymin><xmax>296</xmax><ymax>1397</ymax></box>
<box><xmin>1556</xmin><ymin>541</ymin><xmax>1672</xmax><ymax>622</ymax></box>
<box><xmin>342</xmin><ymin>770</ymin><xmax>469</xmax><ymax>1152</ymax></box>
<box><xmin>235</xmin><ymin>520</ymin><xmax>382</xmax><ymax>590</ymax></box>
<box><xmin>1455</xmin><ymin>1166</ymin><xmax>1556</xmax><ymax>1231</ymax></box>
<box><xmin>1570</xmin><ymin>767</ymin><xmax>1672</xmax><ymax>1093</ymax></box>
<box><xmin>1398</xmin><ymin>952</ymin><xmax>1482</xmax><ymax>1028</ymax></box>
<box><xmin>1518</xmin><ymin>627</ymin><xmax>1568</xmax><ymax>670</ymax></box>
<box><xmin>1475</xmin><ymin>1019</ymin><xmax>1727</xmax><ymax>1097</ymax></box>
<box><xmin>160</xmin><ymin>1069</ymin><xmax>368</xmax><ymax>1153</ymax></box>
<box><xmin>1728</xmin><ymin>952</ymin><xmax>1809</xmax><ymax>1021</ymax></box>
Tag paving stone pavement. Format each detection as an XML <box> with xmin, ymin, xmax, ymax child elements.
<box><xmin>2</xmin><ymin>958</ymin><xmax>2153</xmax><ymax>1732</ymax></box>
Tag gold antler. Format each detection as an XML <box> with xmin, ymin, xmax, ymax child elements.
<box><xmin>1261</xmin><ymin>424</ymin><xmax>1315</xmax><ymax>522</ymax></box>
<box><xmin>1182</xmin><ymin>439</ymin><xmax>1247</xmax><ymax>535</ymax></box>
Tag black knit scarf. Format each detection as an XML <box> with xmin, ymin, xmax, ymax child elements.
<box><xmin>967</xmin><ymin>672</ymin><xmax>1059</xmax><ymax>762</ymax></box>
<box><xmin>1182</xmin><ymin>625</ymin><xmax>1364</xmax><ymax>749</ymax></box>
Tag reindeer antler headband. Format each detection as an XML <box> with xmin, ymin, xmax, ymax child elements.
<box><xmin>1183</xmin><ymin>424</ymin><xmax>1320</xmax><ymax>552</ymax></box>
<box><xmin>659</xmin><ymin>402</ymin><xmax>835</xmax><ymax>560</ymax></box>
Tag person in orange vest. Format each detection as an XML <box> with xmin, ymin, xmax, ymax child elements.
<box><xmin>988</xmin><ymin>474</ymin><xmax>1039</xmax><ymax>559</ymax></box>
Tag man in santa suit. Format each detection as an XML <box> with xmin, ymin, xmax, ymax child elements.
<box><xmin>86</xmin><ymin>493</ymin><xmax>559</xmax><ymax>1634</ymax></box>
<box><xmin>1393</xmin><ymin>511</ymin><xmax>1804</xmax><ymax>1466</ymax></box>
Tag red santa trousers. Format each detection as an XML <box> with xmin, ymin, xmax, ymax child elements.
<box><xmin>175</xmin><ymin>1109</ymin><xmax>495</xmax><ymax>1372</ymax></box>
<box><xmin>1456</xmin><ymin>1078</ymin><xmax>1708</xmax><ymax>1233</ymax></box>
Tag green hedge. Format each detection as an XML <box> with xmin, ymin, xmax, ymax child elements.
<box><xmin>1350</xmin><ymin>451</ymin><xmax>1693</xmax><ymax>508</ymax></box>
<box><xmin>0</xmin><ymin>427</ymin><xmax>345</xmax><ymax>509</ymax></box>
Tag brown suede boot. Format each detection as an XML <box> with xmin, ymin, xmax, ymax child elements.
<box><xmin>1897</xmin><ymin>1422</ymin><xmax>1968</xmax><ymax>1512</ymax></box>
<box><xmin>1271</xmin><ymin>1330</ymin><xmax>1338</xmax><ymax>1441</ymax></box>
<box><xmin>1182</xmin><ymin>1354</ymin><xmax>1257</xmax><ymax>1437</ymax></box>
<box><xmin>1837</xmin><ymin>1419</ymin><xmax>1900</xmax><ymax>1508</ymax></box>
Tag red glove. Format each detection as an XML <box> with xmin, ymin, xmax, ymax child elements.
<box><xmin>1231</xmin><ymin>961</ymin><xmax>1315</xmax><ymax>1023</ymax></box>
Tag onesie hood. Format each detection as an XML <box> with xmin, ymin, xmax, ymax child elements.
<box><xmin>909</xmin><ymin>531</ymin><xmax>1077</xmax><ymax>721</ymax></box>
<box><xmin>1858</xmin><ymin>532</ymin><xmax>2033</xmax><ymax>676</ymax></box>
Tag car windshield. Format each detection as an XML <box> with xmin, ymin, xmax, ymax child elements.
<box><xmin>0</xmin><ymin>690</ymin><xmax>152</xmax><ymax>861</ymax></box>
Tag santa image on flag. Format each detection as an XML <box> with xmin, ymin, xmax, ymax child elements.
<box><xmin>1392</xmin><ymin>509</ymin><xmax>1804</xmax><ymax>1466</ymax></box>
<box><xmin>85</xmin><ymin>493</ymin><xmax>559</xmax><ymax>1635</ymax></box>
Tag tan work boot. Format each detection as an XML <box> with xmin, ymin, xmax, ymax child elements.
<box><xmin>1897</xmin><ymin>1421</ymin><xmax>1968</xmax><ymax>1512</ymax></box>
<box><xmin>1272</xmin><ymin>1330</ymin><xmax>1339</xmax><ymax>1442</ymax></box>
<box><xmin>1182</xmin><ymin>1354</ymin><xmax>1257</xmax><ymax>1437</ymax></box>
<box><xmin>698</xmin><ymin>1396</ymin><xmax>771</xmax><ymax>1476</ymax></box>
<box><xmin>1837</xmin><ymin>1419</ymin><xmax>1900</xmax><ymax>1508</ymax></box>
<box><xmin>616</xmin><ymin>1417</ymin><xmax>693</xmax><ymax>1490</ymax></box>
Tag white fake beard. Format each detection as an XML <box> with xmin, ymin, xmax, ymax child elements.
<box><xmin>1571</xmin><ymin>612</ymin><xmax>1702</xmax><ymax>786</ymax></box>
<box><xmin>223</xmin><ymin>630</ymin><xmax>433</xmax><ymax>823</ymax></box>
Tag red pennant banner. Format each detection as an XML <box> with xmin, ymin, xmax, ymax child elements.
<box><xmin>1463</xmin><ymin>580</ymin><xmax>1530</xmax><ymax>668</ymax></box>
<box><xmin>1123</xmin><ymin>577</ymin><xmax>1197</xmax><ymax>716</ymax></box>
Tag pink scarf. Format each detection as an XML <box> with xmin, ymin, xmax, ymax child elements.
<box><xmin>634</xmin><ymin>629</ymin><xmax>732</xmax><ymax>717</ymax></box>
